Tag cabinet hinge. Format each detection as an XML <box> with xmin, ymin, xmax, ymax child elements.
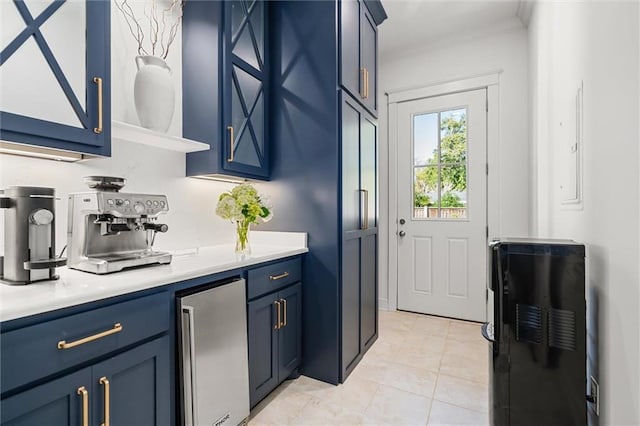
<box><xmin>486</xmin><ymin>163</ymin><xmax>489</xmax><ymax>175</ymax></box>
<box><xmin>486</xmin><ymin>226</ymin><xmax>489</xmax><ymax>238</ymax></box>
<box><xmin>486</xmin><ymin>97</ymin><xmax>489</xmax><ymax>112</ymax></box>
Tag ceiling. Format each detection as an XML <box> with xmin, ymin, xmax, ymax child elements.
<box><xmin>379</xmin><ymin>0</ymin><xmax>528</xmax><ymax>59</ymax></box>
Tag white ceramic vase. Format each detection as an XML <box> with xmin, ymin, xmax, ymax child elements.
<box><xmin>134</xmin><ymin>55</ymin><xmax>175</xmax><ymax>133</ymax></box>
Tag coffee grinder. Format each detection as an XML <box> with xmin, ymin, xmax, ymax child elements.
<box><xmin>0</xmin><ymin>186</ymin><xmax>67</xmax><ymax>284</ymax></box>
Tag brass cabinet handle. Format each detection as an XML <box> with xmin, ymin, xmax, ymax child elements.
<box><xmin>227</xmin><ymin>126</ymin><xmax>234</xmax><ymax>162</ymax></box>
<box><xmin>57</xmin><ymin>323</ymin><xmax>123</xmax><ymax>350</ymax></box>
<box><xmin>269</xmin><ymin>271</ymin><xmax>289</xmax><ymax>281</ymax></box>
<box><xmin>274</xmin><ymin>300</ymin><xmax>281</xmax><ymax>330</ymax></box>
<box><xmin>280</xmin><ymin>298</ymin><xmax>287</xmax><ymax>327</ymax></box>
<box><xmin>359</xmin><ymin>189</ymin><xmax>369</xmax><ymax>229</ymax></box>
<box><xmin>78</xmin><ymin>386</ymin><xmax>89</xmax><ymax>426</ymax></box>
<box><xmin>100</xmin><ymin>377</ymin><xmax>110</xmax><ymax>426</ymax></box>
<box><xmin>93</xmin><ymin>77</ymin><xmax>103</xmax><ymax>134</ymax></box>
<box><xmin>365</xmin><ymin>68</ymin><xmax>370</xmax><ymax>99</ymax></box>
<box><xmin>363</xmin><ymin>189</ymin><xmax>369</xmax><ymax>229</ymax></box>
<box><xmin>361</xmin><ymin>68</ymin><xmax>366</xmax><ymax>99</ymax></box>
<box><xmin>364</xmin><ymin>68</ymin><xmax>368</xmax><ymax>99</ymax></box>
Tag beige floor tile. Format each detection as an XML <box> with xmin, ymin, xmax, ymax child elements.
<box><xmin>323</xmin><ymin>376</ymin><xmax>379</xmax><ymax>413</ymax></box>
<box><xmin>443</xmin><ymin>339</ymin><xmax>489</xmax><ymax>362</ymax></box>
<box><xmin>447</xmin><ymin>322</ymin><xmax>486</xmax><ymax>345</ymax></box>
<box><xmin>411</xmin><ymin>315</ymin><xmax>451</xmax><ymax>338</ymax></box>
<box><xmin>290</xmin><ymin>397</ymin><xmax>363</xmax><ymax>426</ymax></box>
<box><xmin>381</xmin><ymin>362</ymin><xmax>438</xmax><ymax>398</ymax></box>
<box><xmin>394</xmin><ymin>346</ymin><xmax>443</xmax><ymax>372</ymax></box>
<box><xmin>363</xmin><ymin>385</ymin><xmax>431</xmax><ymax>426</ymax></box>
<box><xmin>285</xmin><ymin>375</ymin><xmax>337</xmax><ymax>400</ymax></box>
<box><xmin>433</xmin><ymin>374</ymin><xmax>489</xmax><ymax>413</ymax></box>
<box><xmin>439</xmin><ymin>351</ymin><xmax>489</xmax><ymax>385</ymax></box>
<box><xmin>401</xmin><ymin>335</ymin><xmax>447</xmax><ymax>355</ymax></box>
<box><xmin>351</xmin><ymin>353</ymin><xmax>391</xmax><ymax>384</ymax></box>
<box><xmin>249</xmin><ymin>390</ymin><xmax>312</xmax><ymax>425</ymax></box>
<box><xmin>254</xmin><ymin>310</ymin><xmax>490</xmax><ymax>426</ymax></box>
<box><xmin>427</xmin><ymin>400</ymin><xmax>489</xmax><ymax>426</ymax></box>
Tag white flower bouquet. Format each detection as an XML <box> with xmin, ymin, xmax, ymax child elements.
<box><xmin>216</xmin><ymin>183</ymin><xmax>272</xmax><ymax>257</ymax></box>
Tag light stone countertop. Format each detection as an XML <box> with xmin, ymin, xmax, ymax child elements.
<box><xmin>0</xmin><ymin>232</ymin><xmax>308</xmax><ymax>323</ymax></box>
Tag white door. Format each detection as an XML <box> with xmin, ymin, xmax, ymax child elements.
<box><xmin>396</xmin><ymin>89</ymin><xmax>487</xmax><ymax>322</ymax></box>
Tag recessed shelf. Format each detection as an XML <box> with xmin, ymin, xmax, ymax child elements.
<box><xmin>111</xmin><ymin>121</ymin><xmax>210</xmax><ymax>153</ymax></box>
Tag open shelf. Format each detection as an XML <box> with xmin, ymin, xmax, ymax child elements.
<box><xmin>112</xmin><ymin>121</ymin><xmax>210</xmax><ymax>153</ymax></box>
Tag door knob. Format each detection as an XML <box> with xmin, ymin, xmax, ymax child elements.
<box><xmin>399</xmin><ymin>218</ymin><xmax>406</xmax><ymax>225</ymax></box>
<box><xmin>399</xmin><ymin>230</ymin><xmax>406</xmax><ymax>237</ymax></box>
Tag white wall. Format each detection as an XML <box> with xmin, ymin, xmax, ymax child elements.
<box><xmin>529</xmin><ymin>2</ymin><xmax>640</xmax><ymax>424</ymax></box>
<box><xmin>0</xmin><ymin>1</ymin><xmax>237</xmax><ymax>253</ymax></box>
<box><xmin>111</xmin><ymin>0</ymin><xmax>182</xmax><ymax>136</ymax></box>
<box><xmin>378</xmin><ymin>27</ymin><xmax>530</xmax><ymax>309</ymax></box>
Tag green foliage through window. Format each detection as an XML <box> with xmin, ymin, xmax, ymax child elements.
<box><xmin>413</xmin><ymin>109</ymin><xmax>467</xmax><ymax>218</ymax></box>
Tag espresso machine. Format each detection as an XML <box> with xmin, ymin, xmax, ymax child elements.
<box><xmin>0</xmin><ymin>186</ymin><xmax>67</xmax><ymax>285</ymax></box>
<box><xmin>67</xmin><ymin>176</ymin><xmax>172</xmax><ymax>274</ymax></box>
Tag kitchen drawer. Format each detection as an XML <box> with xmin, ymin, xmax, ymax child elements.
<box><xmin>247</xmin><ymin>258</ymin><xmax>302</xmax><ymax>300</ymax></box>
<box><xmin>1</xmin><ymin>292</ymin><xmax>169</xmax><ymax>393</ymax></box>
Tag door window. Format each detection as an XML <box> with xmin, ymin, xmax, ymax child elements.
<box><xmin>413</xmin><ymin>108</ymin><xmax>468</xmax><ymax>219</ymax></box>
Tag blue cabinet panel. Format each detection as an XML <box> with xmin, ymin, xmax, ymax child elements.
<box><xmin>340</xmin><ymin>0</ymin><xmax>361</xmax><ymax>99</ymax></box>
<box><xmin>338</xmin><ymin>0</ymin><xmax>379</xmax><ymax>117</ymax></box>
<box><xmin>361</xmin><ymin>232</ymin><xmax>378</xmax><ymax>350</ymax></box>
<box><xmin>1</xmin><ymin>292</ymin><xmax>169</xmax><ymax>394</ymax></box>
<box><xmin>263</xmin><ymin>0</ymin><xmax>341</xmax><ymax>385</ymax></box>
<box><xmin>0</xmin><ymin>0</ymin><xmax>110</xmax><ymax>156</ymax></box>
<box><xmin>1</xmin><ymin>368</ymin><xmax>91</xmax><ymax>426</ymax></box>
<box><xmin>247</xmin><ymin>291</ymin><xmax>279</xmax><ymax>408</ymax></box>
<box><xmin>247</xmin><ymin>257</ymin><xmax>302</xmax><ymax>300</ymax></box>
<box><xmin>184</xmin><ymin>0</ymin><xmax>269</xmax><ymax>180</ymax></box>
<box><xmin>92</xmin><ymin>336</ymin><xmax>171</xmax><ymax>426</ymax></box>
<box><xmin>278</xmin><ymin>283</ymin><xmax>302</xmax><ymax>382</ymax></box>
<box><xmin>341</xmin><ymin>237</ymin><xmax>361</xmax><ymax>377</ymax></box>
<box><xmin>360</xmin><ymin>4</ymin><xmax>378</xmax><ymax>115</ymax></box>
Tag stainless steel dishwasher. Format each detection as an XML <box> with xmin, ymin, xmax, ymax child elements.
<box><xmin>178</xmin><ymin>278</ymin><xmax>250</xmax><ymax>426</ymax></box>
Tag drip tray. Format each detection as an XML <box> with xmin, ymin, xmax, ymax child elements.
<box><xmin>73</xmin><ymin>251</ymin><xmax>172</xmax><ymax>275</ymax></box>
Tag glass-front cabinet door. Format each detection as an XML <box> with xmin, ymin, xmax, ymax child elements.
<box><xmin>0</xmin><ymin>0</ymin><xmax>110</xmax><ymax>156</ymax></box>
<box><xmin>223</xmin><ymin>0</ymin><xmax>268</xmax><ymax>178</ymax></box>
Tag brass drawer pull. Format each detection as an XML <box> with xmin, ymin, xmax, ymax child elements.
<box><xmin>361</xmin><ymin>68</ymin><xmax>366</xmax><ymax>99</ymax></box>
<box><xmin>281</xmin><ymin>298</ymin><xmax>287</xmax><ymax>327</ymax></box>
<box><xmin>274</xmin><ymin>300</ymin><xmax>281</xmax><ymax>330</ymax></box>
<box><xmin>57</xmin><ymin>323</ymin><xmax>123</xmax><ymax>350</ymax></box>
<box><xmin>269</xmin><ymin>272</ymin><xmax>289</xmax><ymax>281</ymax></box>
<box><xmin>93</xmin><ymin>77</ymin><xmax>103</xmax><ymax>134</ymax></box>
<box><xmin>78</xmin><ymin>386</ymin><xmax>89</xmax><ymax>426</ymax></box>
<box><xmin>100</xmin><ymin>377</ymin><xmax>110</xmax><ymax>426</ymax></box>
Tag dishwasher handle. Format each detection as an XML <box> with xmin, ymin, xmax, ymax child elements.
<box><xmin>182</xmin><ymin>306</ymin><xmax>197</xmax><ymax>426</ymax></box>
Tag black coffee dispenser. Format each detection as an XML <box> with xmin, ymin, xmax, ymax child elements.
<box><xmin>0</xmin><ymin>186</ymin><xmax>67</xmax><ymax>284</ymax></box>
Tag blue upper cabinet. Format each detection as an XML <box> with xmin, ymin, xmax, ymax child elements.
<box><xmin>184</xmin><ymin>0</ymin><xmax>269</xmax><ymax>180</ymax></box>
<box><xmin>340</xmin><ymin>0</ymin><xmax>380</xmax><ymax>117</ymax></box>
<box><xmin>0</xmin><ymin>0</ymin><xmax>111</xmax><ymax>157</ymax></box>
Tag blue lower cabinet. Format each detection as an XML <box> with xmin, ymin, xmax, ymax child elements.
<box><xmin>278</xmin><ymin>283</ymin><xmax>302</xmax><ymax>382</ymax></box>
<box><xmin>91</xmin><ymin>336</ymin><xmax>171</xmax><ymax>426</ymax></box>
<box><xmin>248</xmin><ymin>282</ymin><xmax>302</xmax><ymax>408</ymax></box>
<box><xmin>1</xmin><ymin>368</ymin><xmax>92</xmax><ymax>426</ymax></box>
<box><xmin>247</xmin><ymin>291</ymin><xmax>280</xmax><ymax>407</ymax></box>
<box><xmin>1</xmin><ymin>336</ymin><xmax>170</xmax><ymax>426</ymax></box>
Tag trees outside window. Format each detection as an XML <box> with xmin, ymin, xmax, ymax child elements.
<box><xmin>413</xmin><ymin>109</ymin><xmax>467</xmax><ymax>218</ymax></box>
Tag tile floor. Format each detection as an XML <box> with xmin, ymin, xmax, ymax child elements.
<box><xmin>249</xmin><ymin>310</ymin><xmax>490</xmax><ymax>425</ymax></box>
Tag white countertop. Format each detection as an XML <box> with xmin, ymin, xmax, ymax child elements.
<box><xmin>0</xmin><ymin>232</ymin><xmax>308</xmax><ymax>323</ymax></box>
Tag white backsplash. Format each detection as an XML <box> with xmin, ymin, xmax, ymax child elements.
<box><xmin>0</xmin><ymin>140</ymin><xmax>238</xmax><ymax>254</ymax></box>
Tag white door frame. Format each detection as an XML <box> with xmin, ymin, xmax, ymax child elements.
<box><xmin>387</xmin><ymin>72</ymin><xmax>501</xmax><ymax>313</ymax></box>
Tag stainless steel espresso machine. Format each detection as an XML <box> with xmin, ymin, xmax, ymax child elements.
<box><xmin>67</xmin><ymin>176</ymin><xmax>172</xmax><ymax>274</ymax></box>
<box><xmin>0</xmin><ymin>186</ymin><xmax>67</xmax><ymax>284</ymax></box>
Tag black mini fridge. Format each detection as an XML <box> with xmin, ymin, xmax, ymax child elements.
<box><xmin>483</xmin><ymin>238</ymin><xmax>586</xmax><ymax>426</ymax></box>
